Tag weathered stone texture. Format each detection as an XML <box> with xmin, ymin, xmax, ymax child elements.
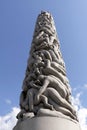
<box><xmin>13</xmin><ymin>11</ymin><xmax>83</xmax><ymax>130</ymax></box>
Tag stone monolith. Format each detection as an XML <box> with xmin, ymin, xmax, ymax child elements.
<box><xmin>13</xmin><ymin>11</ymin><xmax>81</xmax><ymax>130</ymax></box>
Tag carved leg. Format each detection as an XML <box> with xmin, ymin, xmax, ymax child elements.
<box><xmin>40</xmin><ymin>95</ymin><xmax>54</xmax><ymax>110</ymax></box>
<box><xmin>49</xmin><ymin>49</ymin><xmax>59</xmax><ymax>62</ymax></box>
<box><xmin>27</xmin><ymin>89</ymin><xmax>34</xmax><ymax>112</ymax></box>
<box><xmin>51</xmin><ymin>62</ymin><xmax>66</xmax><ymax>76</ymax></box>
<box><xmin>46</xmin><ymin>88</ymin><xmax>76</xmax><ymax>115</ymax></box>
<box><xmin>45</xmin><ymin>59</ymin><xmax>51</xmax><ymax>68</ymax></box>
<box><xmin>49</xmin><ymin>98</ymin><xmax>77</xmax><ymax>120</ymax></box>
<box><xmin>34</xmin><ymin>91</ymin><xmax>53</xmax><ymax>110</ymax></box>
<box><xmin>44</xmin><ymin>66</ymin><xmax>69</xmax><ymax>88</ymax></box>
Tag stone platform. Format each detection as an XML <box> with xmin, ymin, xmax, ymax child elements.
<box><xmin>13</xmin><ymin>116</ymin><xmax>81</xmax><ymax>130</ymax></box>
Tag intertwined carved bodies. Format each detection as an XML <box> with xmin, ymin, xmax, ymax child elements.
<box><xmin>18</xmin><ymin>76</ymin><xmax>76</xmax><ymax>120</ymax></box>
<box><xmin>17</xmin><ymin>11</ymin><xmax>78</xmax><ymax>121</ymax></box>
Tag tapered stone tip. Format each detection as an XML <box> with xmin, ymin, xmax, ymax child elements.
<box><xmin>39</xmin><ymin>11</ymin><xmax>52</xmax><ymax>16</ymax></box>
<box><xmin>40</xmin><ymin>10</ymin><xmax>51</xmax><ymax>14</ymax></box>
<box><xmin>33</xmin><ymin>10</ymin><xmax>58</xmax><ymax>40</ymax></box>
<box><xmin>40</xmin><ymin>11</ymin><xmax>54</xmax><ymax>21</ymax></box>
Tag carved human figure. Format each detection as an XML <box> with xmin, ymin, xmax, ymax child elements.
<box><xmin>36</xmin><ymin>87</ymin><xmax>77</xmax><ymax>120</ymax></box>
<box><xmin>17</xmin><ymin>84</ymin><xmax>39</xmax><ymax>119</ymax></box>
<box><xmin>42</xmin><ymin>59</ymin><xmax>69</xmax><ymax>87</ymax></box>
<box><xmin>17</xmin><ymin>86</ymin><xmax>29</xmax><ymax>119</ymax></box>
<box><xmin>32</xmin><ymin>74</ymin><xmax>75</xmax><ymax>113</ymax></box>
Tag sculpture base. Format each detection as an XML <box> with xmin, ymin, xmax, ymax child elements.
<box><xmin>13</xmin><ymin>116</ymin><xmax>81</xmax><ymax>130</ymax></box>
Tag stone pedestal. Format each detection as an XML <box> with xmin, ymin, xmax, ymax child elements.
<box><xmin>13</xmin><ymin>116</ymin><xmax>81</xmax><ymax>130</ymax></box>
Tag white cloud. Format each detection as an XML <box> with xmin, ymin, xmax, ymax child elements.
<box><xmin>72</xmin><ymin>92</ymin><xmax>87</xmax><ymax>130</ymax></box>
<box><xmin>78</xmin><ymin>108</ymin><xmax>87</xmax><ymax>130</ymax></box>
<box><xmin>72</xmin><ymin>92</ymin><xmax>82</xmax><ymax>111</ymax></box>
<box><xmin>0</xmin><ymin>107</ymin><xmax>20</xmax><ymax>130</ymax></box>
<box><xmin>72</xmin><ymin>84</ymin><xmax>87</xmax><ymax>92</ymax></box>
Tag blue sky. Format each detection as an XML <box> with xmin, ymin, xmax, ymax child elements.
<box><xmin>0</xmin><ymin>0</ymin><xmax>87</xmax><ymax>129</ymax></box>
